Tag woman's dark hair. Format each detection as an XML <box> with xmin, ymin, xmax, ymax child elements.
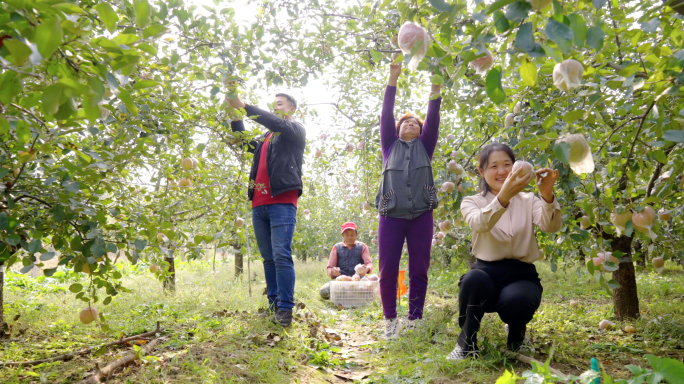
<box><xmin>477</xmin><ymin>143</ymin><xmax>516</xmax><ymax>196</ymax></box>
<box><xmin>396</xmin><ymin>112</ymin><xmax>424</xmax><ymax>136</ymax></box>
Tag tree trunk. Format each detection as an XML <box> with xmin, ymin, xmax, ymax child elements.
<box><xmin>163</xmin><ymin>249</ymin><xmax>175</xmax><ymax>292</ymax></box>
<box><xmin>302</xmin><ymin>250</ymin><xmax>307</xmax><ymax>263</ymax></box>
<box><xmin>0</xmin><ymin>262</ymin><xmax>6</xmax><ymax>338</ymax></box>
<box><xmin>605</xmin><ymin>233</ymin><xmax>640</xmax><ymax>319</ymax></box>
<box><xmin>235</xmin><ymin>251</ymin><xmax>243</xmax><ymax>278</ymax></box>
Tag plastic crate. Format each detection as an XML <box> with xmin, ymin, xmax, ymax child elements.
<box><xmin>330</xmin><ymin>280</ymin><xmax>379</xmax><ymax>308</ymax></box>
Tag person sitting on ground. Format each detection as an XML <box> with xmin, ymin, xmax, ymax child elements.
<box><xmin>319</xmin><ymin>222</ymin><xmax>374</xmax><ymax>300</ymax></box>
<box><xmin>447</xmin><ymin>143</ymin><xmax>561</xmax><ymax>361</ymax></box>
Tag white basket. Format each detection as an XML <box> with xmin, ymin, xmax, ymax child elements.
<box><xmin>330</xmin><ymin>280</ymin><xmax>379</xmax><ymax>308</ymax></box>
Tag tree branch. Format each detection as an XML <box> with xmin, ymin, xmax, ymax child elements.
<box><xmin>59</xmin><ymin>48</ymin><xmax>80</xmax><ymax>73</ymax></box>
<box><xmin>604</xmin><ymin>61</ymin><xmax>648</xmax><ymax>79</ymax></box>
<box><xmin>618</xmin><ymin>100</ymin><xmax>656</xmax><ymax>190</ymax></box>
<box><xmin>9</xmin><ymin>103</ymin><xmax>47</xmax><ymax>128</ymax></box>
<box><xmin>0</xmin><ymin>322</ymin><xmax>163</xmax><ymax>367</ymax></box>
<box><xmin>597</xmin><ymin>116</ymin><xmax>642</xmax><ymax>154</ymax></box>
<box><xmin>645</xmin><ymin>145</ymin><xmax>675</xmax><ymax>198</ymax></box>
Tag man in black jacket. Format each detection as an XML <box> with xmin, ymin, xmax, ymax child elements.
<box><xmin>226</xmin><ymin>93</ymin><xmax>306</xmax><ymax>327</ymax></box>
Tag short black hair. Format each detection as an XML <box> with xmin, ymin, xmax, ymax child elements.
<box><xmin>275</xmin><ymin>93</ymin><xmax>297</xmax><ymax>110</ymax></box>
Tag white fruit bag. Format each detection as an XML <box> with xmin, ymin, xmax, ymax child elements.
<box><xmin>398</xmin><ymin>22</ymin><xmax>430</xmax><ymax>71</ymax></box>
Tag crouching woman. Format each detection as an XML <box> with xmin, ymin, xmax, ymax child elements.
<box><xmin>447</xmin><ymin>143</ymin><xmax>561</xmax><ymax>361</ymax></box>
<box><xmin>319</xmin><ymin>222</ymin><xmax>374</xmax><ymax>300</ymax></box>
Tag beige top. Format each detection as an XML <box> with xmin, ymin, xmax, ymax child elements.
<box><xmin>460</xmin><ymin>191</ymin><xmax>562</xmax><ymax>263</ymax></box>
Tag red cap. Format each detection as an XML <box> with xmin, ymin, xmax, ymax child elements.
<box><xmin>340</xmin><ymin>222</ymin><xmax>357</xmax><ymax>235</ymax></box>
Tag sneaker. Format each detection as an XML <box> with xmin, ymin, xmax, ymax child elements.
<box><xmin>384</xmin><ymin>318</ymin><xmax>402</xmax><ymax>339</ymax></box>
<box><xmin>401</xmin><ymin>318</ymin><xmax>424</xmax><ymax>334</ymax></box>
<box><xmin>275</xmin><ymin>309</ymin><xmax>292</xmax><ymax>327</ymax></box>
<box><xmin>446</xmin><ymin>344</ymin><xmax>467</xmax><ymax>361</ymax></box>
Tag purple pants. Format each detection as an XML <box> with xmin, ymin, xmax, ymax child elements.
<box><xmin>378</xmin><ymin>210</ymin><xmax>433</xmax><ymax>320</ymax></box>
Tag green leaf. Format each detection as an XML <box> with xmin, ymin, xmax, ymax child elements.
<box><xmin>132</xmin><ymin>80</ymin><xmax>161</xmax><ymax>89</ymax></box>
<box><xmin>568</xmin><ymin>14</ymin><xmax>586</xmax><ymax>49</ymax></box>
<box><xmin>586</xmin><ymin>259</ymin><xmax>595</xmax><ymax>275</ymax></box>
<box><xmin>493</xmin><ymin>11</ymin><xmax>510</xmax><ymax>33</ymax></box>
<box><xmin>563</xmin><ymin>110</ymin><xmax>584</xmax><ymax>124</ymax></box>
<box><xmin>42</xmin><ymin>85</ymin><xmax>66</xmax><ymax>115</ymax></box>
<box><xmin>586</xmin><ymin>26</ymin><xmax>605</xmax><ymax>50</ymax></box>
<box><xmin>53</xmin><ymin>3</ymin><xmax>84</xmax><ymax>14</ymax></box>
<box><xmin>369</xmin><ymin>49</ymin><xmax>383</xmax><ymax>63</ymax></box>
<box><xmin>545</xmin><ymin>19</ymin><xmax>573</xmax><ymax>54</ymax></box>
<box><xmin>4</xmin><ymin>39</ymin><xmax>32</xmax><ymax>66</ymax></box>
<box><xmin>6</xmin><ymin>234</ymin><xmax>21</xmax><ymax>246</ymax></box>
<box><xmin>519</xmin><ymin>59</ymin><xmax>537</xmax><ymax>86</ymax></box>
<box><xmin>0</xmin><ymin>212</ymin><xmax>8</xmax><ymax>230</ymax></box>
<box><xmin>485</xmin><ymin>66</ymin><xmax>506</xmax><ymax>104</ymax></box>
<box><xmin>134</xmin><ymin>238</ymin><xmax>147</xmax><ymax>250</ymax></box>
<box><xmin>430</xmin><ymin>74</ymin><xmax>444</xmax><ymax>85</ymax></box>
<box><xmin>514</xmin><ymin>23</ymin><xmax>534</xmax><ymax>52</ymax></box>
<box><xmin>137</xmin><ymin>43</ymin><xmax>157</xmax><ymax>56</ymax></box>
<box><xmin>624</xmin><ymin>220</ymin><xmax>634</xmax><ymax>237</ymax></box>
<box><xmin>646</xmin><ymin>354</ymin><xmax>684</xmax><ymax>384</ymax></box>
<box><xmin>554</xmin><ymin>142</ymin><xmax>571</xmax><ymax>163</ymax></box>
<box><xmin>116</xmin><ymin>89</ymin><xmax>139</xmax><ymax>115</ymax></box>
<box><xmin>112</xmin><ymin>34</ymin><xmax>140</xmax><ymax>46</ymax></box>
<box><xmin>143</xmin><ymin>25</ymin><xmax>168</xmax><ymax>39</ymax></box>
<box><xmin>56</xmin><ymin>78</ymin><xmax>91</xmax><ymax>95</ymax></box>
<box><xmin>486</xmin><ymin>0</ymin><xmax>518</xmax><ymax>14</ymax></box>
<box><xmin>542</xmin><ymin>112</ymin><xmax>557</xmax><ymax>129</ymax></box>
<box><xmin>0</xmin><ymin>117</ymin><xmax>9</xmax><ymax>135</ymax></box>
<box><xmin>542</xmin><ymin>45</ymin><xmax>563</xmax><ymax>63</ymax></box>
<box><xmin>606</xmin><ymin>278</ymin><xmax>621</xmax><ymax>289</ymax></box>
<box><xmin>592</xmin><ymin>0</ymin><xmax>606</xmax><ymax>9</ymax></box>
<box><xmin>95</xmin><ymin>3</ymin><xmax>118</xmax><ymax>33</ymax></box>
<box><xmin>603</xmin><ymin>262</ymin><xmax>618</xmax><ymax>272</ymax></box>
<box><xmin>652</xmin><ymin>149</ymin><xmax>667</xmax><ymax>164</ymax></box>
<box><xmin>15</xmin><ymin>121</ymin><xmax>31</xmax><ymax>144</ymax></box>
<box><xmin>91</xmin><ymin>241</ymin><xmax>106</xmax><ymax>258</ymax></box>
<box><xmin>69</xmin><ymin>283</ymin><xmax>83</xmax><ymax>293</ymax></box>
<box><xmin>662</xmin><ymin>130</ymin><xmax>684</xmax><ymax>143</ymax></box>
<box><xmin>35</xmin><ymin>17</ymin><xmax>63</xmax><ymax>60</ymax></box>
<box><xmin>40</xmin><ymin>251</ymin><xmax>56</xmax><ymax>261</ymax></box>
<box><xmin>505</xmin><ymin>1</ymin><xmax>531</xmax><ymax>22</ymax></box>
<box><xmin>28</xmin><ymin>239</ymin><xmax>42</xmax><ymax>254</ymax></box>
<box><xmin>134</xmin><ymin>0</ymin><xmax>152</xmax><ymax>28</ymax></box>
<box><xmin>427</xmin><ymin>0</ymin><xmax>451</xmax><ymax>12</ymax></box>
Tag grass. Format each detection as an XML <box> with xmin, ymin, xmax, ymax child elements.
<box><xmin>1</xmin><ymin>256</ymin><xmax>683</xmax><ymax>383</ymax></box>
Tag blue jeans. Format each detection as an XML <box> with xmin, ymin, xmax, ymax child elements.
<box><xmin>252</xmin><ymin>203</ymin><xmax>297</xmax><ymax>312</ymax></box>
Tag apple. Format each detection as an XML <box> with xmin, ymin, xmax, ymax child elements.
<box><xmin>599</xmin><ymin>319</ymin><xmax>613</xmax><ymax>330</ymax></box>
<box><xmin>235</xmin><ymin>217</ymin><xmax>244</xmax><ymax>227</ymax></box>
<box><xmin>181</xmin><ymin>158</ymin><xmax>194</xmax><ymax>170</ymax></box>
<box><xmin>80</xmin><ymin>307</ymin><xmax>99</xmax><ymax>324</ymax></box>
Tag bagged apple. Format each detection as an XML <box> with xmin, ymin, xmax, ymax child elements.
<box><xmin>397</xmin><ymin>22</ymin><xmax>430</xmax><ymax>71</ymax></box>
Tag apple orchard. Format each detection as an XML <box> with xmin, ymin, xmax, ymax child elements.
<box><xmin>1</xmin><ymin>0</ymin><xmax>684</xmax><ymax>382</ymax></box>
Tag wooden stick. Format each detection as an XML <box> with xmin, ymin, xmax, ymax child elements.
<box><xmin>77</xmin><ymin>336</ymin><xmax>164</xmax><ymax>384</ymax></box>
<box><xmin>0</xmin><ymin>322</ymin><xmax>162</xmax><ymax>367</ymax></box>
<box><xmin>500</xmin><ymin>348</ymin><xmax>569</xmax><ymax>382</ymax></box>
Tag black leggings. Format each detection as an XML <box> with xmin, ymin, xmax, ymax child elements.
<box><xmin>457</xmin><ymin>259</ymin><xmax>543</xmax><ymax>353</ymax></box>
